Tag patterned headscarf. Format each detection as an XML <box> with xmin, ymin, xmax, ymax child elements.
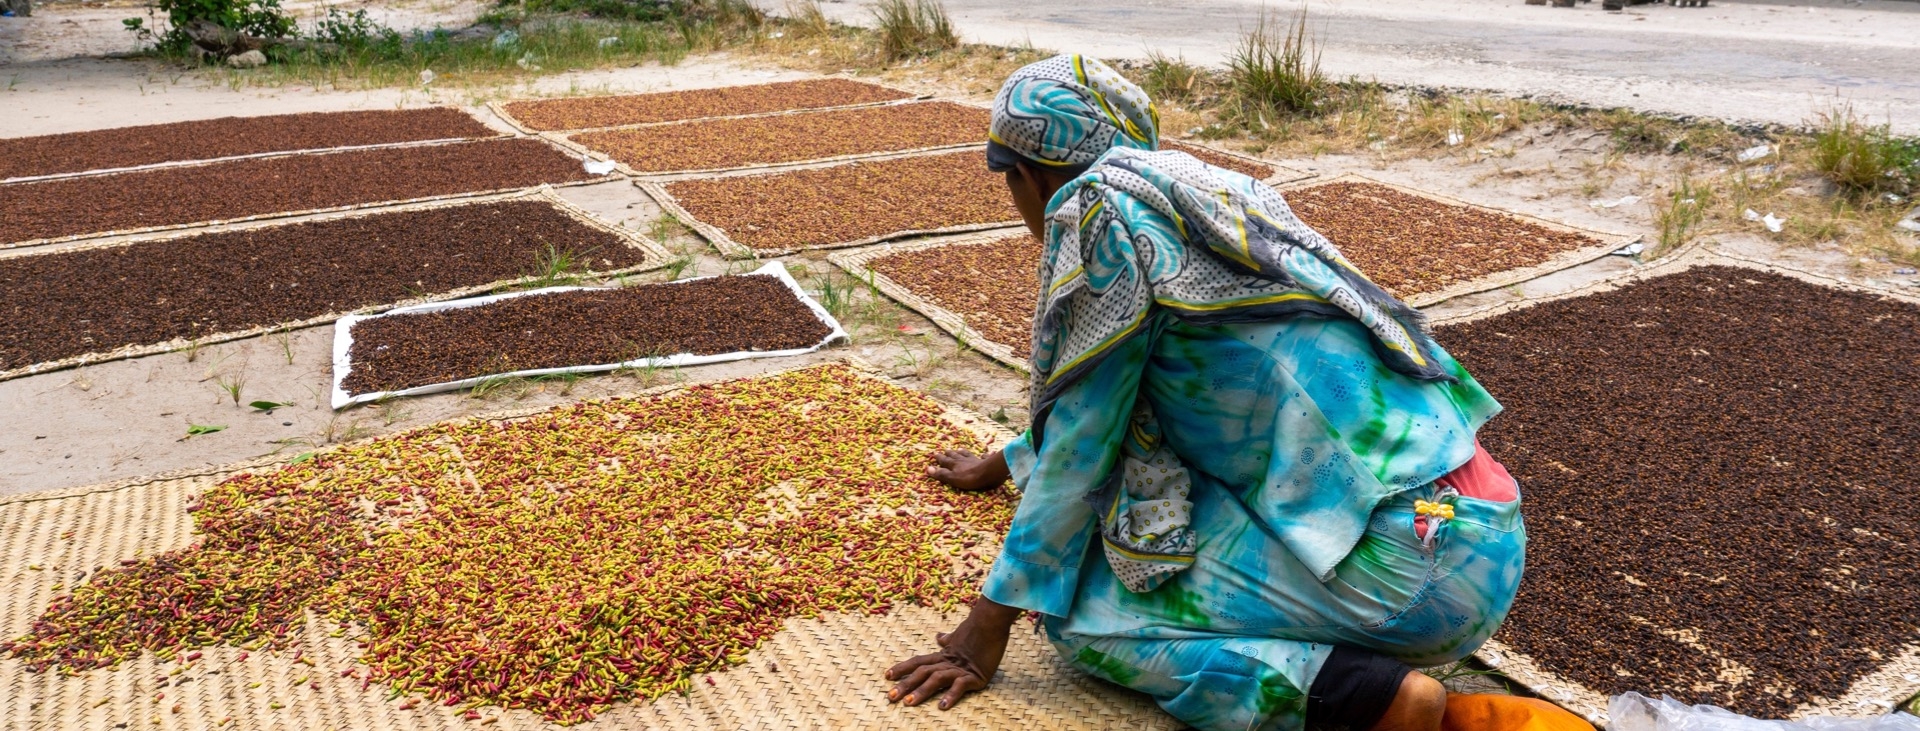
<box><xmin>988</xmin><ymin>54</ymin><xmax>1159</xmax><ymax>175</ymax></box>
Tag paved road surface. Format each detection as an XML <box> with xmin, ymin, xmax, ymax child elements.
<box><xmin>782</xmin><ymin>0</ymin><xmax>1920</xmax><ymax>134</ymax></box>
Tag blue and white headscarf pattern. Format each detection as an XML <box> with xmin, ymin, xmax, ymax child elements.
<box><xmin>989</xmin><ymin>54</ymin><xmax>1159</xmax><ymax>174</ymax></box>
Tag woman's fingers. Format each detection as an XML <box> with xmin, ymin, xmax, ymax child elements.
<box><xmin>901</xmin><ymin>667</ymin><xmax>974</xmax><ymax>707</ymax></box>
<box><xmin>884</xmin><ymin>652</ymin><xmax>946</xmax><ymax>683</ymax></box>
<box><xmin>889</xmin><ymin>661</ymin><xmax>944</xmax><ymax>700</ymax></box>
<box><xmin>938</xmin><ymin>673</ymin><xmax>986</xmax><ymax>710</ymax></box>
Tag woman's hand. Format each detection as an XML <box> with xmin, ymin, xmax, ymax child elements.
<box><xmin>885</xmin><ymin>598</ymin><xmax>1022</xmax><ymax>710</ymax></box>
<box><xmin>926</xmin><ymin>449</ymin><xmax>1011</xmax><ymax>492</ymax></box>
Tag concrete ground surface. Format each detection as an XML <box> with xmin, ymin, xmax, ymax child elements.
<box><xmin>775</xmin><ymin>0</ymin><xmax>1920</xmax><ymax>135</ymax></box>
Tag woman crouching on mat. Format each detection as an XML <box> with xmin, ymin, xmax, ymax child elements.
<box><xmin>885</xmin><ymin>55</ymin><xmax>1527</xmax><ymax>731</ymax></box>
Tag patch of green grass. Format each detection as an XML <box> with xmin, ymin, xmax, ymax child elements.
<box><xmin>215</xmin><ymin>374</ymin><xmax>246</xmax><ymax>405</ymax></box>
<box><xmin>1140</xmin><ymin>50</ymin><xmax>1210</xmax><ymax>105</ymax></box>
<box><xmin>872</xmin><ymin>0</ymin><xmax>956</xmax><ymax>62</ymax></box>
<box><xmin>1653</xmin><ymin>174</ymin><xmax>1716</xmax><ymax>255</ymax></box>
<box><xmin>1225</xmin><ymin>8</ymin><xmax>1328</xmax><ymax>129</ymax></box>
<box><xmin>523</xmin><ymin>244</ymin><xmax>591</xmax><ymax>289</ymax></box>
<box><xmin>1810</xmin><ymin>106</ymin><xmax>1919</xmax><ymax>199</ymax></box>
<box><xmin>195</xmin><ymin>6</ymin><xmax>759</xmax><ymax>90</ymax></box>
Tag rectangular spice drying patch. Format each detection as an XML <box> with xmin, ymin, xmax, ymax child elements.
<box><xmin>830</xmin><ymin>230</ymin><xmax>1039</xmax><ymax>370</ymax></box>
<box><xmin>1279</xmin><ymin>174</ymin><xmax>1635</xmax><ymax>305</ymax></box>
<box><xmin>644</xmin><ymin>150</ymin><xmax>1020</xmax><ymax>258</ymax></box>
<box><xmin>1</xmin><ymin>362</ymin><xmax>1023</xmax><ymax>725</ymax></box>
<box><xmin>557</xmin><ymin>100</ymin><xmax>989</xmax><ymax>175</ymax></box>
<box><xmin>492</xmin><ymin>77</ymin><xmax>919</xmax><ymax>133</ymax></box>
<box><xmin>0</xmin><ymin>107</ymin><xmax>499</xmax><ymax>182</ymax></box>
<box><xmin>331</xmin><ymin>261</ymin><xmax>847</xmax><ymax>407</ymax></box>
<box><xmin>1434</xmin><ymin>259</ymin><xmax>1920</xmax><ymax>722</ymax></box>
<box><xmin>0</xmin><ymin>187</ymin><xmax>667</xmax><ymax>382</ymax></box>
<box><xmin>0</xmin><ymin>138</ymin><xmax>603</xmax><ymax>250</ymax></box>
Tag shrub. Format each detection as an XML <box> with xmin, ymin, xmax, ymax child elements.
<box><xmin>872</xmin><ymin>0</ymin><xmax>956</xmax><ymax>61</ymax></box>
<box><xmin>1226</xmin><ymin>9</ymin><xmax>1328</xmax><ymax>125</ymax></box>
<box><xmin>1811</xmin><ymin>107</ymin><xmax>1918</xmax><ymax>199</ymax></box>
<box><xmin>123</xmin><ymin>0</ymin><xmax>296</xmax><ymax>54</ymax></box>
<box><xmin>1141</xmin><ymin>50</ymin><xmax>1210</xmax><ymax>104</ymax></box>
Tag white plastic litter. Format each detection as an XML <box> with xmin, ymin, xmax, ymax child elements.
<box><xmin>1610</xmin><ymin>693</ymin><xmax>1920</xmax><ymax>731</ymax></box>
<box><xmin>1898</xmin><ymin>207</ymin><xmax>1920</xmax><ymax>233</ymax></box>
<box><xmin>1612</xmin><ymin>242</ymin><xmax>1646</xmax><ymax>256</ymax></box>
<box><xmin>418</xmin><ymin>69</ymin><xmax>435</xmax><ymax>85</ymax></box>
<box><xmin>1591</xmin><ymin>195</ymin><xmax>1642</xmax><ymax>209</ymax></box>
<box><xmin>491</xmin><ymin>30</ymin><xmax>519</xmax><ymax>48</ymax></box>
<box><xmin>1745</xmin><ymin>209</ymin><xmax>1787</xmax><ymax>232</ymax></box>
<box><xmin>597</xmin><ymin>36</ymin><xmax>620</xmax><ymax>48</ymax></box>
<box><xmin>329</xmin><ymin>261</ymin><xmax>847</xmax><ymax>409</ymax></box>
<box><xmin>583</xmin><ymin>158</ymin><xmax>618</xmax><ymax>175</ymax></box>
<box><xmin>1736</xmin><ymin>144</ymin><xmax>1774</xmax><ymax>163</ymax></box>
<box><xmin>1447</xmin><ymin>129</ymin><xmax>1465</xmax><ymax>146</ymax></box>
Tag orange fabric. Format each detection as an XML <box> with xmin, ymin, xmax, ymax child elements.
<box><xmin>1442</xmin><ymin>694</ymin><xmax>1595</xmax><ymax>731</ymax></box>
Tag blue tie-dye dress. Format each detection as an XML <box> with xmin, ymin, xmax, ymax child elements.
<box><xmin>982</xmin><ymin>191</ymin><xmax>1527</xmax><ymax>731</ymax></box>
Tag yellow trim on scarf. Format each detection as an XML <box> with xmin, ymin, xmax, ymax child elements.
<box><xmin>1047</xmin><ymin>266</ymin><xmax>1084</xmax><ymax>295</ymax></box>
<box><xmin>1159</xmin><ymin>290</ymin><xmax>1328</xmax><ymax>312</ymax></box>
<box><xmin>1044</xmin><ymin>308</ymin><xmax>1150</xmax><ymax>386</ymax></box>
<box><xmin>1102</xmin><ymin>539</ymin><xmax>1196</xmax><ymax>565</ymax></box>
<box><xmin>1078</xmin><ymin>200</ymin><xmax>1106</xmax><ymax>230</ymax></box>
<box><xmin>1073</xmin><ymin>55</ymin><xmax>1153</xmax><ymax>145</ymax></box>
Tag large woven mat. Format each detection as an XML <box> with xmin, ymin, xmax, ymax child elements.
<box><xmin>539</xmin><ymin>99</ymin><xmax>988</xmax><ymax>179</ymax></box>
<box><xmin>485</xmin><ymin>79</ymin><xmax>928</xmax><ymax>136</ymax></box>
<box><xmin>0</xmin><ymin>186</ymin><xmax>672</xmax><ymax>385</ymax></box>
<box><xmin>1</xmin><ymin>139</ymin><xmax>618</xmax><ymax>253</ymax></box>
<box><xmin>636</xmin><ymin>176</ymin><xmax>1020</xmax><ymax>261</ymax></box>
<box><xmin>1276</xmin><ymin>174</ymin><xmax>1640</xmax><ymax>308</ymax></box>
<box><xmin>1445</xmin><ymin>245</ymin><xmax>1920</xmax><ymax>725</ymax></box>
<box><xmin>829</xmin><ymin>228</ymin><xmax>1034</xmax><ymax>372</ymax></box>
<box><xmin>0</xmin><ymin>360</ymin><xmax>1178</xmax><ymax>731</ymax></box>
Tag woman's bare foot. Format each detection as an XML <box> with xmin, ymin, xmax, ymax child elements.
<box><xmin>926</xmin><ymin>449</ymin><xmax>1011</xmax><ymax>492</ymax></box>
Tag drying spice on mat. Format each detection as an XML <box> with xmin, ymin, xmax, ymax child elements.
<box><xmin>1163</xmin><ymin>140</ymin><xmax>1274</xmax><ymax>181</ymax></box>
<box><xmin>867</xmin><ymin>233</ymin><xmax>1041</xmax><ymax>359</ymax></box>
<box><xmin>342</xmin><ymin>275</ymin><xmax>832</xmax><ymax>395</ymax></box>
<box><xmin>4</xmin><ymin>365</ymin><xmax>1012</xmax><ymax>724</ymax></box>
<box><xmin>665</xmin><ymin>150</ymin><xmax>1018</xmax><ymax>252</ymax></box>
<box><xmin>569</xmin><ymin>101</ymin><xmax>988</xmax><ymax>173</ymax></box>
<box><xmin>0</xmin><ymin>138</ymin><xmax>594</xmax><ymax>246</ymax></box>
<box><xmin>1285</xmin><ymin>181</ymin><xmax>1603</xmax><ymax>299</ymax></box>
<box><xmin>502</xmin><ymin>78</ymin><xmax>913</xmax><ymax>131</ymax></box>
<box><xmin>0</xmin><ymin>108</ymin><xmax>495</xmax><ymax>181</ymax></box>
<box><xmin>0</xmin><ymin>199</ymin><xmax>648</xmax><ymax>372</ymax></box>
<box><xmin>1436</xmin><ymin>266</ymin><xmax>1920</xmax><ymax>718</ymax></box>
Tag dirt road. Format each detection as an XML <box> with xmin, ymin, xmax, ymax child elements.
<box><xmin>774</xmin><ymin>0</ymin><xmax>1920</xmax><ymax>134</ymax></box>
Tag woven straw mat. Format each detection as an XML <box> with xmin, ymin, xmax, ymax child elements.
<box><xmin>1447</xmin><ymin>245</ymin><xmax>1920</xmax><ymax>725</ymax></box>
<box><xmin>0</xmin><ymin>362</ymin><xmax>1178</xmax><ymax>731</ymax></box>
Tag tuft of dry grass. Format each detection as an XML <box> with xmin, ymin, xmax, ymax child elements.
<box><xmin>872</xmin><ymin>0</ymin><xmax>958</xmax><ymax>61</ymax></box>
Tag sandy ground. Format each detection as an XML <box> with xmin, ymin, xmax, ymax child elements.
<box><xmin>0</xmin><ymin>6</ymin><xmax>1916</xmax><ymax>498</ymax></box>
<box><xmin>773</xmin><ymin>0</ymin><xmax>1920</xmax><ymax>135</ymax></box>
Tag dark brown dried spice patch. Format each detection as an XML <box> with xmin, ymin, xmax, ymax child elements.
<box><xmin>1164</xmin><ymin>141</ymin><xmax>1275</xmax><ymax>181</ymax></box>
<box><xmin>570</xmin><ymin>101</ymin><xmax>987</xmax><ymax>173</ymax></box>
<box><xmin>0</xmin><ymin>108</ymin><xmax>495</xmax><ymax>181</ymax></box>
<box><xmin>1436</xmin><ymin>266</ymin><xmax>1920</xmax><ymax>718</ymax></box>
<box><xmin>868</xmin><ymin>233</ymin><xmax>1040</xmax><ymax>359</ymax></box>
<box><xmin>665</xmin><ymin>150</ymin><xmax>1017</xmax><ymax>252</ymax></box>
<box><xmin>1286</xmin><ymin>181</ymin><xmax>1604</xmax><ymax>299</ymax></box>
<box><xmin>341</xmin><ymin>275</ymin><xmax>833</xmax><ymax>395</ymax></box>
<box><xmin>0</xmin><ymin>199</ymin><xmax>647</xmax><ymax>372</ymax></box>
<box><xmin>502</xmin><ymin>78</ymin><xmax>913</xmax><ymax>132</ymax></box>
<box><xmin>0</xmin><ymin>138</ymin><xmax>594</xmax><ymax>246</ymax></box>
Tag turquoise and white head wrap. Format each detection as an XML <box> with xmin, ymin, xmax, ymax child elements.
<box><xmin>987</xmin><ymin>54</ymin><xmax>1159</xmax><ymax>175</ymax></box>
